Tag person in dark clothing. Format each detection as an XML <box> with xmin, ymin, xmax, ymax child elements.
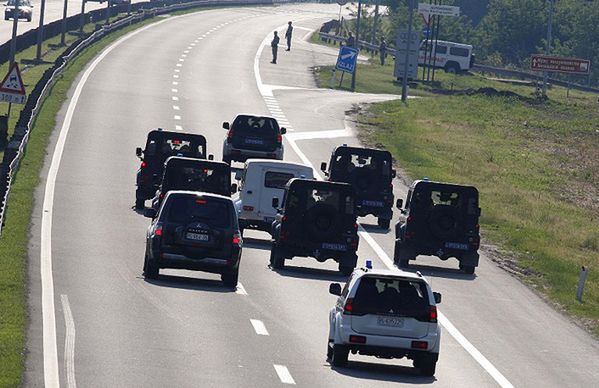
<box><xmin>271</xmin><ymin>31</ymin><xmax>280</xmax><ymax>64</ymax></box>
<box><xmin>285</xmin><ymin>21</ymin><xmax>293</xmax><ymax>51</ymax></box>
<box><xmin>379</xmin><ymin>38</ymin><xmax>387</xmax><ymax>66</ymax></box>
<box><xmin>346</xmin><ymin>32</ymin><xmax>355</xmax><ymax>48</ymax></box>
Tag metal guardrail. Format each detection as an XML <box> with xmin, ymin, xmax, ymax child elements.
<box><xmin>317</xmin><ymin>31</ymin><xmax>599</xmax><ymax>94</ymax></box>
<box><xmin>0</xmin><ymin>0</ymin><xmax>281</xmax><ymax>235</ymax></box>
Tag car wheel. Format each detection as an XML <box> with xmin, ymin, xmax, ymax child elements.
<box><xmin>331</xmin><ymin>344</ymin><xmax>349</xmax><ymax>367</ymax></box>
<box><xmin>4</xmin><ymin>16</ymin><xmax>8</xmax><ymax>21</ymax></box>
<box><xmin>338</xmin><ymin>264</ymin><xmax>354</xmax><ymax>276</ymax></box>
<box><xmin>377</xmin><ymin>217</ymin><xmax>390</xmax><ymax>230</ymax></box>
<box><xmin>394</xmin><ymin>241</ymin><xmax>409</xmax><ymax>268</ymax></box>
<box><xmin>460</xmin><ymin>264</ymin><xmax>475</xmax><ymax>275</ymax></box>
<box><xmin>27</xmin><ymin>15</ymin><xmax>31</xmax><ymax>22</ymax></box>
<box><xmin>270</xmin><ymin>243</ymin><xmax>285</xmax><ymax>269</ymax></box>
<box><xmin>444</xmin><ymin>63</ymin><xmax>459</xmax><ymax>74</ymax></box>
<box><xmin>221</xmin><ymin>267</ymin><xmax>239</xmax><ymax>289</ymax></box>
<box><xmin>326</xmin><ymin>342</ymin><xmax>333</xmax><ymax>361</ymax></box>
<box><xmin>135</xmin><ymin>198</ymin><xmax>145</xmax><ymax>210</ymax></box>
<box><xmin>144</xmin><ymin>255</ymin><xmax>159</xmax><ymax>279</ymax></box>
<box><xmin>415</xmin><ymin>356</ymin><xmax>437</xmax><ymax>376</ymax></box>
<box><xmin>222</xmin><ymin>156</ymin><xmax>231</xmax><ymax>165</ymax></box>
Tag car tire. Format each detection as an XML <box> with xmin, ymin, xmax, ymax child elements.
<box><xmin>460</xmin><ymin>264</ymin><xmax>475</xmax><ymax>275</ymax></box>
<box><xmin>27</xmin><ymin>15</ymin><xmax>31</xmax><ymax>22</ymax></box>
<box><xmin>221</xmin><ymin>267</ymin><xmax>239</xmax><ymax>289</ymax></box>
<box><xmin>394</xmin><ymin>241</ymin><xmax>409</xmax><ymax>268</ymax></box>
<box><xmin>331</xmin><ymin>344</ymin><xmax>349</xmax><ymax>367</ymax></box>
<box><xmin>339</xmin><ymin>264</ymin><xmax>354</xmax><ymax>276</ymax></box>
<box><xmin>4</xmin><ymin>16</ymin><xmax>8</xmax><ymax>21</ymax></box>
<box><xmin>144</xmin><ymin>255</ymin><xmax>159</xmax><ymax>279</ymax></box>
<box><xmin>326</xmin><ymin>342</ymin><xmax>333</xmax><ymax>361</ymax></box>
<box><xmin>135</xmin><ymin>198</ymin><xmax>145</xmax><ymax>210</ymax></box>
<box><xmin>415</xmin><ymin>356</ymin><xmax>437</xmax><ymax>376</ymax></box>
<box><xmin>270</xmin><ymin>243</ymin><xmax>285</xmax><ymax>269</ymax></box>
<box><xmin>222</xmin><ymin>156</ymin><xmax>231</xmax><ymax>165</ymax></box>
<box><xmin>377</xmin><ymin>217</ymin><xmax>390</xmax><ymax>230</ymax></box>
<box><xmin>444</xmin><ymin>62</ymin><xmax>459</xmax><ymax>74</ymax></box>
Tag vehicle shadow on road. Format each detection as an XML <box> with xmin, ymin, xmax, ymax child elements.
<box><xmin>143</xmin><ymin>274</ymin><xmax>235</xmax><ymax>293</ymax></box>
<box><xmin>329</xmin><ymin>360</ymin><xmax>436</xmax><ymax>384</ymax></box>
<box><xmin>360</xmin><ymin>223</ymin><xmax>391</xmax><ymax>235</ymax></box>
<box><xmin>401</xmin><ymin>264</ymin><xmax>477</xmax><ymax>281</ymax></box>
<box><xmin>271</xmin><ymin>265</ymin><xmax>347</xmax><ymax>282</ymax></box>
<box><xmin>242</xmin><ymin>237</ymin><xmax>272</xmax><ymax>250</ymax></box>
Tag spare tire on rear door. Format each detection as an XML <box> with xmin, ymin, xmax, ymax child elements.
<box><xmin>305</xmin><ymin>203</ymin><xmax>339</xmax><ymax>240</ymax></box>
<box><xmin>427</xmin><ymin>205</ymin><xmax>459</xmax><ymax>240</ymax></box>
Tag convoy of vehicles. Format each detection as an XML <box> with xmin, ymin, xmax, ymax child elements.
<box><xmin>136</xmin><ymin>121</ymin><xmax>481</xmax><ymax>375</ymax></box>
<box><xmin>4</xmin><ymin>0</ymin><xmax>32</xmax><ymax>21</ymax></box>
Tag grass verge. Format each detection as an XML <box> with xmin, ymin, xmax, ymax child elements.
<box><xmin>312</xmin><ymin>36</ymin><xmax>599</xmax><ymax>337</ymax></box>
<box><xmin>0</xmin><ymin>5</ymin><xmax>227</xmax><ymax>385</ymax></box>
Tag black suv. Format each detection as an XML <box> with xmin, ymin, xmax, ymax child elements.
<box><xmin>321</xmin><ymin>145</ymin><xmax>396</xmax><ymax>229</ymax></box>
<box><xmin>135</xmin><ymin>129</ymin><xmax>207</xmax><ymax>209</ymax></box>
<box><xmin>222</xmin><ymin>114</ymin><xmax>286</xmax><ymax>164</ymax></box>
<box><xmin>143</xmin><ymin>191</ymin><xmax>242</xmax><ymax>288</ymax></box>
<box><xmin>270</xmin><ymin>179</ymin><xmax>359</xmax><ymax>275</ymax></box>
<box><xmin>394</xmin><ymin>180</ymin><xmax>481</xmax><ymax>274</ymax></box>
<box><xmin>151</xmin><ymin>157</ymin><xmax>235</xmax><ymax>210</ymax></box>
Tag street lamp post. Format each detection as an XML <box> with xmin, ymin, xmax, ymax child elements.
<box><xmin>36</xmin><ymin>0</ymin><xmax>47</xmax><ymax>60</ymax></box>
<box><xmin>350</xmin><ymin>0</ymin><xmax>362</xmax><ymax>91</ymax></box>
<box><xmin>401</xmin><ymin>0</ymin><xmax>415</xmax><ymax>102</ymax></box>
<box><xmin>79</xmin><ymin>0</ymin><xmax>86</xmax><ymax>35</ymax></box>
<box><xmin>9</xmin><ymin>0</ymin><xmax>20</xmax><ymax>65</ymax></box>
<box><xmin>60</xmin><ymin>0</ymin><xmax>68</xmax><ymax>45</ymax></box>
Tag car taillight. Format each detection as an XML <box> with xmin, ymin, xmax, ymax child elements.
<box><xmin>154</xmin><ymin>225</ymin><xmax>163</xmax><ymax>236</ymax></box>
<box><xmin>343</xmin><ymin>298</ymin><xmax>354</xmax><ymax>314</ymax></box>
<box><xmin>349</xmin><ymin>335</ymin><xmax>366</xmax><ymax>344</ymax></box>
<box><xmin>282</xmin><ymin>215</ymin><xmax>287</xmax><ymax>222</ymax></box>
<box><xmin>475</xmin><ymin>223</ymin><xmax>480</xmax><ymax>230</ymax></box>
<box><xmin>141</xmin><ymin>161</ymin><xmax>147</xmax><ymax>168</ymax></box>
<box><xmin>232</xmin><ymin>233</ymin><xmax>242</xmax><ymax>245</ymax></box>
<box><xmin>407</xmin><ymin>215</ymin><xmax>413</xmax><ymax>223</ymax></box>
<box><xmin>160</xmin><ymin>193</ymin><xmax>164</xmax><ymax>199</ymax></box>
<box><xmin>277</xmin><ymin>134</ymin><xmax>282</xmax><ymax>143</ymax></box>
<box><xmin>411</xmin><ymin>341</ymin><xmax>428</xmax><ymax>350</ymax></box>
<box><xmin>227</xmin><ymin>129</ymin><xmax>234</xmax><ymax>139</ymax></box>
<box><xmin>243</xmin><ymin>205</ymin><xmax>254</xmax><ymax>211</ymax></box>
<box><xmin>429</xmin><ymin>306</ymin><xmax>437</xmax><ymax>322</ymax></box>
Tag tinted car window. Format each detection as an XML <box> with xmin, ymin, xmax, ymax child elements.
<box><xmin>333</xmin><ymin>153</ymin><xmax>392</xmax><ymax>176</ymax></box>
<box><xmin>449</xmin><ymin>47</ymin><xmax>469</xmax><ymax>57</ymax></box>
<box><xmin>352</xmin><ymin>277</ymin><xmax>429</xmax><ymax>316</ymax></box>
<box><xmin>164</xmin><ymin>167</ymin><xmax>228</xmax><ymax>192</ymax></box>
<box><xmin>435</xmin><ymin>45</ymin><xmax>447</xmax><ymax>54</ymax></box>
<box><xmin>265</xmin><ymin>171</ymin><xmax>295</xmax><ymax>189</ymax></box>
<box><xmin>164</xmin><ymin>196</ymin><xmax>230</xmax><ymax>228</ymax></box>
<box><xmin>232</xmin><ymin>115</ymin><xmax>279</xmax><ymax>137</ymax></box>
<box><xmin>146</xmin><ymin>137</ymin><xmax>204</xmax><ymax>158</ymax></box>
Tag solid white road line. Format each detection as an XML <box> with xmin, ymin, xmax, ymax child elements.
<box><xmin>60</xmin><ymin>295</ymin><xmax>77</xmax><ymax>388</ymax></box>
<box><xmin>40</xmin><ymin>14</ymin><xmax>198</xmax><ymax>387</ymax></box>
<box><xmin>250</xmin><ymin>319</ymin><xmax>269</xmax><ymax>336</ymax></box>
<box><xmin>253</xmin><ymin>28</ymin><xmax>515</xmax><ymax>388</ymax></box>
<box><xmin>235</xmin><ymin>282</ymin><xmax>248</xmax><ymax>295</ymax></box>
<box><xmin>273</xmin><ymin>364</ymin><xmax>296</xmax><ymax>385</ymax></box>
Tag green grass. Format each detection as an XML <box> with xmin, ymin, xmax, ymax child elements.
<box><xmin>0</xmin><ymin>5</ymin><xmax>237</xmax><ymax>385</ymax></box>
<box><xmin>321</xmin><ymin>48</ymin><xmax>599</xmax><ymax>336</ymax></box>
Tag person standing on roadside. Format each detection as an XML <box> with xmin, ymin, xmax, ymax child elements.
<box><xmin>379</xmin><ymin>37</ymin><xmax>387</xmax><ymax>65</ymax></box>
<box><xmin>346</xmin><ymin>32</ymin><xmax>355</xmax><ymax>48</ymax></box>
<box><xmin>285</xmin><ymin>21</ymin><xmax>293</xmax><ymax>51</ymax></box>
<box><xmin>271</xmin><ymin>31</ymin><xmax>280</xmax><ymax>64</ymax></box>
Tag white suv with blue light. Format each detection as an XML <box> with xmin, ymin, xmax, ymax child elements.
<box><xmin>327</xmin><ymin>266</ymin><xmax>442</xmax><ymax>376</ymax></box>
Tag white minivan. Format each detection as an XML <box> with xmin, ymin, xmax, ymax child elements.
<box><xmin>234</xmin><ymin>159</ymin><xmax>314</xmax><ymax>235</ymax></box>
<box><xmin>418</xmin><ymin>40</ymin><xmax>474</xmax><ymax>73</ymax></box>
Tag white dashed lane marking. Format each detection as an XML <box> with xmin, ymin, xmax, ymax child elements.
<box><xmin>175</xmin><ymin>125</ymin><xmax>183</xmax><ymax>131</ymax></box>
<box><xmin>172</xmin><ymin>96</ymin><xmax>179</xmax><ymax>101</ymax></box>
<box><xmin>173</xmin><ymin>105</ymin><xmax>180</xmax><ymax>110</ymax></box>
<box><xmin>174</xmin><ymin>115</ymin><xmax>181</xmax><ymax>120</ymax></box>
<box><xmin>273</xmin><ymin>365</ymin><xmax>296</xmax><ymax>385</ymax></box>
<box><xmin>235</xmin><ymin>282</ymin><xmax>248</xmax><ymax>295</ymax></box>
<box><xmin>171</xmin><ymin>88</ymin><xmax>178</xmax><ymax>93</ymax></box>
<box><xmin>250</xmin><ymin>319</ymin><xmax>269</xmax><ymax>336</ymax></box>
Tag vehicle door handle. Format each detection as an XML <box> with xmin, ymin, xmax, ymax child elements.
<box><xmin>247</xmin><ymin>190</ymin><xmax>253</xmax><ymax>194</ymax></box>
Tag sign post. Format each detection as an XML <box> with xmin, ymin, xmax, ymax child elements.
<box><xmin>336</xmin><ymin>46</ymin><xmax>358</xmax><ymax>74</ymax></box>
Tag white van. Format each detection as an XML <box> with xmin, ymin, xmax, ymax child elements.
<box><xmin>418</xmin><ymin>40</ymin><xmax>474</xmax><ymax>73</ymax></box>
<box><xmin>234</xmin><ymin>159</ymin><xmax>314</xmax><ymax>235</ymax></box>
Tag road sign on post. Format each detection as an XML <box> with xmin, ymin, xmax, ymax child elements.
<box><xmin>0</xmin><ymin>63</ymin><xmax>26</xmax><ymax>104</ymax></box>
<box><xmin>394</xmin><ymin>29</ymin><xmax>419</xmax><ymax>81</ymax></box>
<box><xmin>418</xmin><ymin>3</ymin><xmax>460</xmax><ymax>17</ymax></box>
<box><xmin>336</xmin><ymin>46</ymin><xmax>358</xmax><ymax>74</ymax></box>
<box><xmin>531</xmin><ymin>54</ymin><xmax>591</xmax><ymax>75</ymax></box>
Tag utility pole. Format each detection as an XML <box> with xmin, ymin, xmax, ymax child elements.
<box><xmin>79</xmin><ymin>0</ymin><xmax>86</xmax><ymax>35</ymax></box>
<box><xmin>351</xmin><ymin>0</ymin><xmax>362</xmax><ymax>91</ymax></box>
<box><xmin>36</xmin><ymin>0</ymin><xmax>47</xmax><ymax>60</ymax></box>
<box><xmin>543</xmin><ymin>0</ymin><xmax>555</xmax><ymax>96</ymax></box>
<box><xmin>9</xmin><ymin>0</ymin><xmax>20</xmax><ymax>65</ymax></box>
<box><xmin>60</xmin><ymin>0</ymin><xmax>68</xmax><ymax>45</ymax></box>
<box><xmin>370</xmin><ymin>0</ymin><xmax>379</xmax><ymax>47</ymax></box>
<box><xmin>401</xmin><ymin>0</ymin><xmax>415</xmax><ymax>102</ymax></box>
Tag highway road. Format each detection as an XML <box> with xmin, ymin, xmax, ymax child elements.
<box><xmin>25</xmin><ymin>3</ymin><xmax>599</xmax><ymax>387</ymax></box>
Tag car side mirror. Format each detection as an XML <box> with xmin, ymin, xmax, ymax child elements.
<box><xmin>136</xmin><ymin>147</ymin><xmax>142</xmax><ymax>157</ymax></box>
<box><xmin>234</xmin><ymin>170</ymin><xmax>242</xmax><ymax>181</ymax></box>
<box><xmin>222</xmin><ymin>122</ymin><xmax>230</xmax><ymax>130</ymax></box>
<box><xmin>280</xmin><ymin>127</ymin><xmax>287</xmax><ymax>135</ymax></box>
<box><xmin>231</xmin><ymin>183</ymin><xmax>237</xmax><ymax>193</ymax></box>
<box><xmin>433</xmin><ymin>292</ymin><xmax>442</xmax><ymax>304</ymax></box>
<box><xmin>329</xmin><ymin>283</ymin><xmax>342</xmax><ymax>296</ymax></box>
<box><xmin>396</xmin><ymin>198</ymin><xmax>403</xmax><ymax>209</ymax></box>
<box><xmin>272</xmin><ymin>197</ymin><xmax>279</xmax><ymax>209</ymax></box>
<box><xmin>144</xmin><ymin>208</ymin><xmax>157</xmax><ymax>219</ymax></box>
<box><xmin>320</xmin><ymin>162</ymin><xmax>327</xmax><ymax>172</ymax></box>
<box><xmin>391</xmin><ymin>169</ymin><xmax>396</xmax><ymax>178</ymax></box>
<box><xmin>208</xmin><ymin>154</ymin><xmax>214</xmax><ymax>161</ymax></box>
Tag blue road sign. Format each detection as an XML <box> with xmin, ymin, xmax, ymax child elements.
<box><xmin>422</xmin><ymin>27</ymin><xmax>431</xmax><ymax>38</ymax></box>
<box><xmin>335</xmin><ymin>46</ymin><xmax>358</xmax><ymax>74</ymax></box>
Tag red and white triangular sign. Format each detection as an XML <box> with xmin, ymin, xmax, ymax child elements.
<box><xmin>0</xmin><ymin>63</ymin><xmax>26</xmax><ymax>95</ymax></box>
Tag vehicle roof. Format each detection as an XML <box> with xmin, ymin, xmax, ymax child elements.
<box><xmin>411</xmin><ymin>179</ymin><xmax>478</xmax><ymax>194</ymax></box>
<box><xmin>423</xmin><ymin>39</ymin><xmax>473</xmax><ymax>49</ymax></box>
<box><xmin>286</xmin><ymin>178</ymin><xmax>353</xmax><ymax>190</ymax></box>
<box><xmin>355</xmin><ymin>268</ymin><xmax>429</xmax><ymax>283</ymax></box>
<box><xmin>165</xmin><ymin>156</ymin><xmax>228</xmax><ymax>167</ymax></box>
<box><xmin>164</xmin><ymin>190</ymin><xmax>233</xmax><ymax>202</ymax></box>
<box><xmin>233</xmin><ymin>113</ymin><xmax>278</xmax><ymax>121</ymax></box>
<box><xmin>147</xmin><ymin>129</ymin><xmax>207</xmax><ymax>141</ymax></box>
<box><xmin>333</xmin><ymin>145</ymin><xmax>392</xmax><ymax>157</ymax></box>
<box><xmin>245</xmin><ymin>159</ymin><xmax>313</xmax><ymax>170</ymax></box>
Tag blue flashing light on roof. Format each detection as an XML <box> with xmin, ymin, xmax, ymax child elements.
<box><xmin>365</xmin><ymin>260</ymin><xmax>373</xmax><ymax>269</ymax></box>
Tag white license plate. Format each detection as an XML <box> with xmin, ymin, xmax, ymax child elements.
<box><xmin>245</xmin><ymin>138</ymin><xmax>264</xmax><ymax>145</ymax></box>
<box><xmin>445</xmin><ymin>242</ymin><xmax>469</xmax><ymax>250</ymax></box>
<box><xmin>186</xmin><ymin>232</ymin><xmax>209</xmax><ymax>241</ymax></box>
<box><xmin>377</xmin><ymin>316</ymin><xmax>404</xmax><ymax>327</ymax></box>
<box><xmin>322</xmin><ymin>243</ymin><xmax>347</xmax><ymax>251</ymax></box>
<box><xmin>362</xmin><ymin>200</ymin><xmax>384</xmax><ymax>207</ymax></box>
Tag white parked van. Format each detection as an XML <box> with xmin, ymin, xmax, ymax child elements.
<box><xmin>234</xmin><ymin>159</ymin><xmax>314</xmax><ymax>235</ymax></box>
<box><xmin>418</xmin><ymin>40</ymin><xmax>474</xmax><ymax>73</ymax></box>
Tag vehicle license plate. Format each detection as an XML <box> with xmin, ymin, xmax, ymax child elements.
<box><xmin>245</xmin><ymin>138</ymin><xmax>264</xmax><ymax>145</ymax></box>
<box><xmin>445</xmin><ymin>242</ymin><xmax>469</xmax><ymax>250</ymax></box>
<box><xmin>361</xmin><ymin>200</ymin><xmax>384</xmax><ymax>207</ymax></box>
<box><xmin>377</xmin><ymin>316</ymin><xmax>404</xmax><ymax>327</ymax></box>
<box><xmin>186</xmin><ymin>232</ymin><xmax>209</xmax><ymax>241</ymax></box>
<box><xmin>322</xmin><ymin>243</ymin><xmax>347</xmax><ymax>251</ymax></box>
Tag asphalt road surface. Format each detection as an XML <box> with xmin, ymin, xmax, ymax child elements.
<box><xmin>26</xmin><ymin>3</ymin><xmax>599</xmax><ymax>387</ymax></box>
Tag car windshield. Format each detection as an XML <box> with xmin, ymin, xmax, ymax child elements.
<box><xmin>145</xmin><ymin>137</ymin><xmax>204</xmax><ymax>159</ymax></box>
<box><xmin>332</xmin><ymin>152</ymin><xmax>392</xmax><ymax>177</ymax></box>
<box><xmin>352</xmin><ymin>277</ymin><xmax>430</xmax><ymax>317</ymax></box>
<box><xmin>410</xmin><ymin>187</ymin><xmax>478</xmax><ymax>215</ymax></box>
<box><xmin>232</xmin><ymin>115</ymin><xmax>279</xmax><ymax>137</ymax></box>
<box><xmin>285</xmin><ymin>186</ymin><xmax>354</xmax><ymax>215</ymax></box>
<box><xmin>7</xmin><ymin>0</ymin><xmax>30</xmax><ymax>6</ymax></box>
<box><xmin>164</xmin><ymin>196</ymin><xmax>230</xmax><ymax>228</ymax></box>
<box><xmin>164</xmin><ymin>166</ymin><xmax>228</xmax><ymax>193</ymax></box>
